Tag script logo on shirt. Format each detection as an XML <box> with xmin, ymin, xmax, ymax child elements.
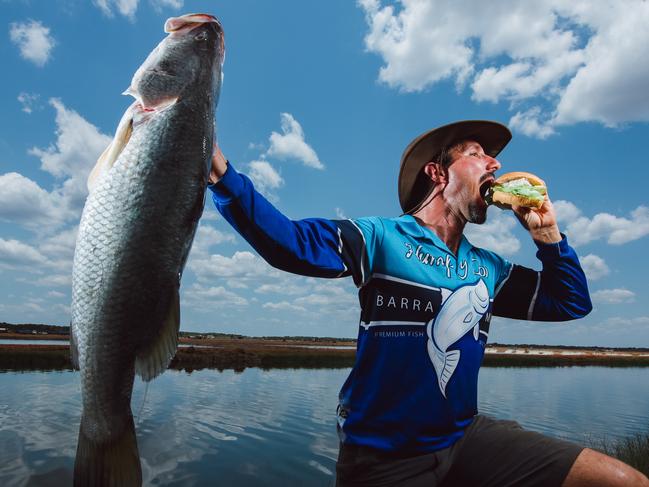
<box><xmin>404</xmin><ymin>242</ymin><xmax>489</xmax><ymax>280</ymax></box>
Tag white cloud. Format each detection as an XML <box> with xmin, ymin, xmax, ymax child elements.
<box><xmin>188</xmin><ymin>250</ymin><xmax>280</xmax><ymax>283</ymax></box>
<box><xmin>256</xmin><ymin>282</ymin><xmax>306</xmax><ymax>296</ymax></box>
<box><xmin>246</xmin><ymin>160</ymin><xmax>284</xmax><ymax>199</ymax></box>
<box><xmin>0</xmin><ymin>172</ymin><xmax>65</xmax><ymax>229</ymax></box>
<box><xmin>31</xmin><ymin>99</ymin><xmax>111</xmax><ymax>180</ymax></box>
<box><xmin>294</xmin><ymin>280</ymin><xmax>358</xmax><ymax>312</ymax></box>
<box><xmin>94</xmin><ymin>0</ymin><xmax>139</xmax><ymax>19</ymax></box>
<box><xmin>262</xmin><ymin>301</ymin><xmax>307</xmax><ymax>312</ymax></box>
<box><xmin>465</xmin><ymin>209</ymin><xmax>521</xmax><ymax>256</ymax></box>
<box><xmin>28</xmin><ymin>98</ymin><xmax>112</xmax><ymax>225</ymax></box>
<box><xmin>33</xmin><ymin>274</ymin><xmax>72</xmax><ymax>288</ymax></box>
<box><xmin>580</xmin><ymin>254</ymin><xmax>610</xmax><ymax>281</ymax></box>
<box><xmin>554</xmin><ymin>200</ymin><xmax>649</xmax><ymax>246</ymax></box>
<box><xmin>554</xmin><ymin>1</ymin><xmax>649</xmax><ymax>126</ymax></box>
<box><xmin>358</xmin><ymin>0</ymin><xmax>649</xmax><ymax>136</ymax></box>
<box><xmin>359</xmin><ymin>0</ymin><xmax>474</xmax><ymax>91</ymax></box>
<box><xmin>150</xmin><ymin>0</ymin><xmax>183</xmax><ymax>10</ymax></box>
<box><xmin>602</xmin><ymin>316</ymin><xmax>649</xmax><ymax>327</ymax></box>
<box><xmin>37</xmin><ymin>227</ymin><xmax>79</xmax><ymax>273</ymax></box>
<box><xmin>0</xmin><ymin>238</ymin><xmax>47</xmax><ymax>270</ymax></box>
<box><xmin>226</xmin><ymin>279</ymin><xmax>248</xmax><ymax>289</ymax></box>
<box><xmin>9</xmin><ymin>20</ymin><xmax>55</xmax><ymax>67</ymax></box>
<box><xmin>17</xmin><ymin>92</ymin><xmax>40</xmax><ymax>114</ymax></box>
<box><xmin>592</xmin><ymin>288</ymin><xmax>635</xmax><ymax>304</ymax></box>
<box><xmin>509</xmin><ymin>107</ymin><xmax>555</xmax><ymax>139</ymax></box>
<box><xmin>182</xmin><ymin>284</ymin><xmax>248</xmax><ymax>307</ymax></box>
<box><xmin>190</xmin><ymin>225</ymin><xmax>235</xmax><ymax>257</ymax></box>
<box><xmin>266</xmin><ymin>113</ymin><xmax>324</xmax><ymax>169</ymax></box>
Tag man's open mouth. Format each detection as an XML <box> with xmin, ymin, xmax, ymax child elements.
<box><xmin>479</xmin><ymin>179</ymin><xmax>494</xmax><ymax>202</ymax></box>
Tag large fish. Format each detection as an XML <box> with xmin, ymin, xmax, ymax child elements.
<box><xmin>70</xmin><ymin>13</ymin><xmax>224</xmax><ymax>486</ymax></box>
<box><xmin>426</xmin><ymin>280</ymin><xmax>489</xmax><ymax>398</ymax></box>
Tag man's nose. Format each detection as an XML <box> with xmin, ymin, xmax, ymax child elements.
<box><xmin>486</xmin><ymin>156</ymin><xmax>501</xmax><ymax>172</ymax></box>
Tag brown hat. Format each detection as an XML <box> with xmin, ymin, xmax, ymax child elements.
<box><xmin>398</xmin><ymin>120</ymin><xmax>512</xmax><ymax>214</ymax></box>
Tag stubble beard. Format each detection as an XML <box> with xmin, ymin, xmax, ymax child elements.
<box><xmin>468</xmin><ymin>202</ymin><xmax>487</xmax><ymax>224</ymax></box>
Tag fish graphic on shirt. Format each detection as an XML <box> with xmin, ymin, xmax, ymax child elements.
<box><xmin>426</xmin><ymin>280</ymin><xmax>489</xmax><ymax>397</ymax></box>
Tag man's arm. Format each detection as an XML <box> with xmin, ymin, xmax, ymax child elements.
<box><xmin>206</xmin><ymin>146</ymin><xmax>368</xmax><ymax>285</ymax></box>
<box><xmin>493</xmin><ymin>237</ymin><xmax>592</xmax><ymax>321</ymax></box>
<box><xmin>493</xmin><ymin>197</ymin><xmax>592</xmax><ymax>321</ymax></box>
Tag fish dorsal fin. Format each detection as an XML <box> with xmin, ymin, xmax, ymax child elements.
<box><xmin>87</xmin><ymin>104</ymin><xmax>135</xmax><ymax>193</ymax></box>
<box><xmin>135</xmin><ymin>288</ymin><xmax>180</xmax><ymax>382</ymax></box>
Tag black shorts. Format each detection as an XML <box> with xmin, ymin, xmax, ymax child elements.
<box><xmin>335</xmin><ymin>415</ymin><xmax>584</xmax><ymax>487</ymax></box>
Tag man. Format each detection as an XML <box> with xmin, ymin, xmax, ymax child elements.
<box><xmin>207</xmin><ymin>120</ymin><xmax>648</xmax><ymax>486</ymax></box>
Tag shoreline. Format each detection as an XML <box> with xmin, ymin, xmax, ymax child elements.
<box><xmin>3</xmin><ymin>338</ymin><xmax>649</xmax><ymax>372</ymax></box>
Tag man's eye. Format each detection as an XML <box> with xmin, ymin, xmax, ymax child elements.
<box><xmin>470</xmin><ymin>152</ymin><xmax>480</xmax><ymax>157</ymax></box>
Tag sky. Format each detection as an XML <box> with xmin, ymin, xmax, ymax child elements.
<box><xmin>1</xmin><ymin>0</ymin><xmax>648</xmax><ymax>346</ymax></box>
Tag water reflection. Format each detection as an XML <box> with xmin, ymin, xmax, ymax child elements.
<box><xmin>1</xmin><ymin>367</ymin><xmax>648</xmax><ymax>486</ymax></box>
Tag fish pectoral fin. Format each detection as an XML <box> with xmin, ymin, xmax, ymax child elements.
<box><xmin>87</xmin><ymin>104</ymin><xmax>135</xmax><ymax>193</ymax></box>
<box><xmin>135</xmin><ymin>288</ymin><xmax>180</xmax><ymax>382</ymax></box>
<box><xmin>70</xmin><ymin>323</ymin><xmax>80</xmax><ymax>370</ymax></box>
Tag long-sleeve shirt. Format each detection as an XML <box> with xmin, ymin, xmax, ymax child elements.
<box><xmin>208</xmin><ymin>163</ymin><xmax>593</xmax><ymax>454</ymax></box>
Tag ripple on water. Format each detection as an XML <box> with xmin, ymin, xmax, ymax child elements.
<box><xmin>2</xmin><ymin>367</ymin><xmax>648</xmax><ymax>486</ymax></box>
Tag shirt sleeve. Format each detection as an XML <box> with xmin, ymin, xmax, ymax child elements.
<box><xmin>492</xmin><ymin>235</ymin><xmax>593</xmax><ymax>321</ymax></box>
<box><xmin>208</xmin><ymin>162</ymin><xmax>380</xmax><ymax>287</ymax></box>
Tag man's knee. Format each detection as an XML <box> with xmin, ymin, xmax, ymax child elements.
<box><xmin>563</xmin><ymin>448</ymin><xmax>649</xmax><ymax>487</ymax></box>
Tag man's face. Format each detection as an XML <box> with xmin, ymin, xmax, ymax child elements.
<box><xmin>443</xmin><ymin>140</ymin><xmax>501</xmax><ymax>224</ymax></box>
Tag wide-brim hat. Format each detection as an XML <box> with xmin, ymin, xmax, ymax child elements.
<box><xmin>398</xmin><ymin>120</ymin><xmax>512</xmax><ymax>214</ymax></box>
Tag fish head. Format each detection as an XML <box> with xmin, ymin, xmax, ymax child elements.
<box><xmin>470</xmin><ymin>279</ymin><xmax>489</xmax><ymax>314</ymax></box>
<box><xmin>127</xmin><ymin>13</ymin><xmax>225</xmax><ymax>110</ymax></box>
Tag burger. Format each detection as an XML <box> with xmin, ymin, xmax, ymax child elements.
<box><xmin>486</xmin><ymin>172</ymin><xmax>547</xmax><ymax>209</ymax></box>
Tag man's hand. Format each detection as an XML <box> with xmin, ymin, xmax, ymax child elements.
<box><xmin>511</xmin><ymin>196</ymin><xmax>562</xmax><ymax>245</ymax></box>
<box><xmin>208</xmin><ymin>144</ymin><xmax>228</xmax><ymax>184</ymax></box>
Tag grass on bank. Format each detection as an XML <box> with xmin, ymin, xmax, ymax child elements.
<box><xmin>4</xmin><ymin>343</ymin><xmax>649</xmax><ymax>372</ymax></box>
<box><xmin>595</xmin><ymin>433</ymin><xmax>649</xmax><ymax>476</ymax></box>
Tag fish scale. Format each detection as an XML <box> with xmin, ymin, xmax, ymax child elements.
<box><xmin>70</xmin><ymin>14</ymin><xmax>224</xmax><ymax>487</ymax></box>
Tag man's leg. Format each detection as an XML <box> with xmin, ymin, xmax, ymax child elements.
<box><xmin>562</xmin><ymin>448</ymin><xmax>649</xmax><ymax>487</ymax></box>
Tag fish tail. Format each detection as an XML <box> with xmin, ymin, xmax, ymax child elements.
<box><xmin>427</xmin><ymin>339</ymin><xmax>460</xmax><ymax>398</ymax></box>
<box><xmin>74</xmin><ymin>413</ymin><xmax>142</xmax><ymax>487</ymax></box>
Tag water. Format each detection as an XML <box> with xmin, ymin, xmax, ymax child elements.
<box><xmin>1</xmin><ymin>367</ymin><xmax>648</xmax><ymax>486</ymax></box>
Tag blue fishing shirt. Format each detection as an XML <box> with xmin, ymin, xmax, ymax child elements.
<box><xmin>208</xmin><ymin>163</ymin><xmax>592</xmax><ymax>454</ymax></box>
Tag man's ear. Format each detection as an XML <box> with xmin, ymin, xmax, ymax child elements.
<box><xmin>423</xmin><ymin>162</ymin><xmax>447</xmax><ymax>185</ymax></box>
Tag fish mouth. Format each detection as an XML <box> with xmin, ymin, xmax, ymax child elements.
<box><xmin>164</xmin><ymin>13</ymin><xmax>223</xmax><ymax>34</ymax></box>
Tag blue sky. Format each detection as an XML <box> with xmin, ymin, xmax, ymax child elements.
<box><xmin>1</xmin><ymin>0</ymin><xmax>648</xmax><ymax>346</ymax></box>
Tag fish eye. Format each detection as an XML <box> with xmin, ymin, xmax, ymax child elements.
<box><xmin>194</xmin><ymin>30</ymin><xmax>208</xmax><ymax>41</ymax></box>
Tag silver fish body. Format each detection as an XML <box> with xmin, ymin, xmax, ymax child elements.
<box><xmin>70</xmin><ymin>13</ymin><xmax>224</xmax><ymax>486</ymax></box>
<box><xmin>426</xmin><ymin>280</ymin><xmax>489</xmax><ymax>398</ymax></box>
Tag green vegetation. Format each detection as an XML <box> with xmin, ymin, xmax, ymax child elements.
<box><xmin>595</xmin><ymin>433</ymin><xmax>649</xmax><ymax>476</ymax></box>
<box><xmin>0</xmin><ymin>345</ymin><xmax>72</xmax><ymax>372</ymax></box>
<box><xmin>482</xmin><ymin>354</ymin><xmax>649</xmax><ymax>367</ymax></box>
<box><xmin>0</xmin><ymin>344</ymin><xmax>356</xmax><ymax>372</ymax></box>
<box><xmin>4</xmin><ymin>342</ymin><xmax>649</xmax><ymax>372</ymax></box>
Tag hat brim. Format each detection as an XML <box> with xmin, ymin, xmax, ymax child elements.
<box><xmin>398</xmin><ymin>120</ymin><xmax>512</xmax><ymax>214</ymax></box>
